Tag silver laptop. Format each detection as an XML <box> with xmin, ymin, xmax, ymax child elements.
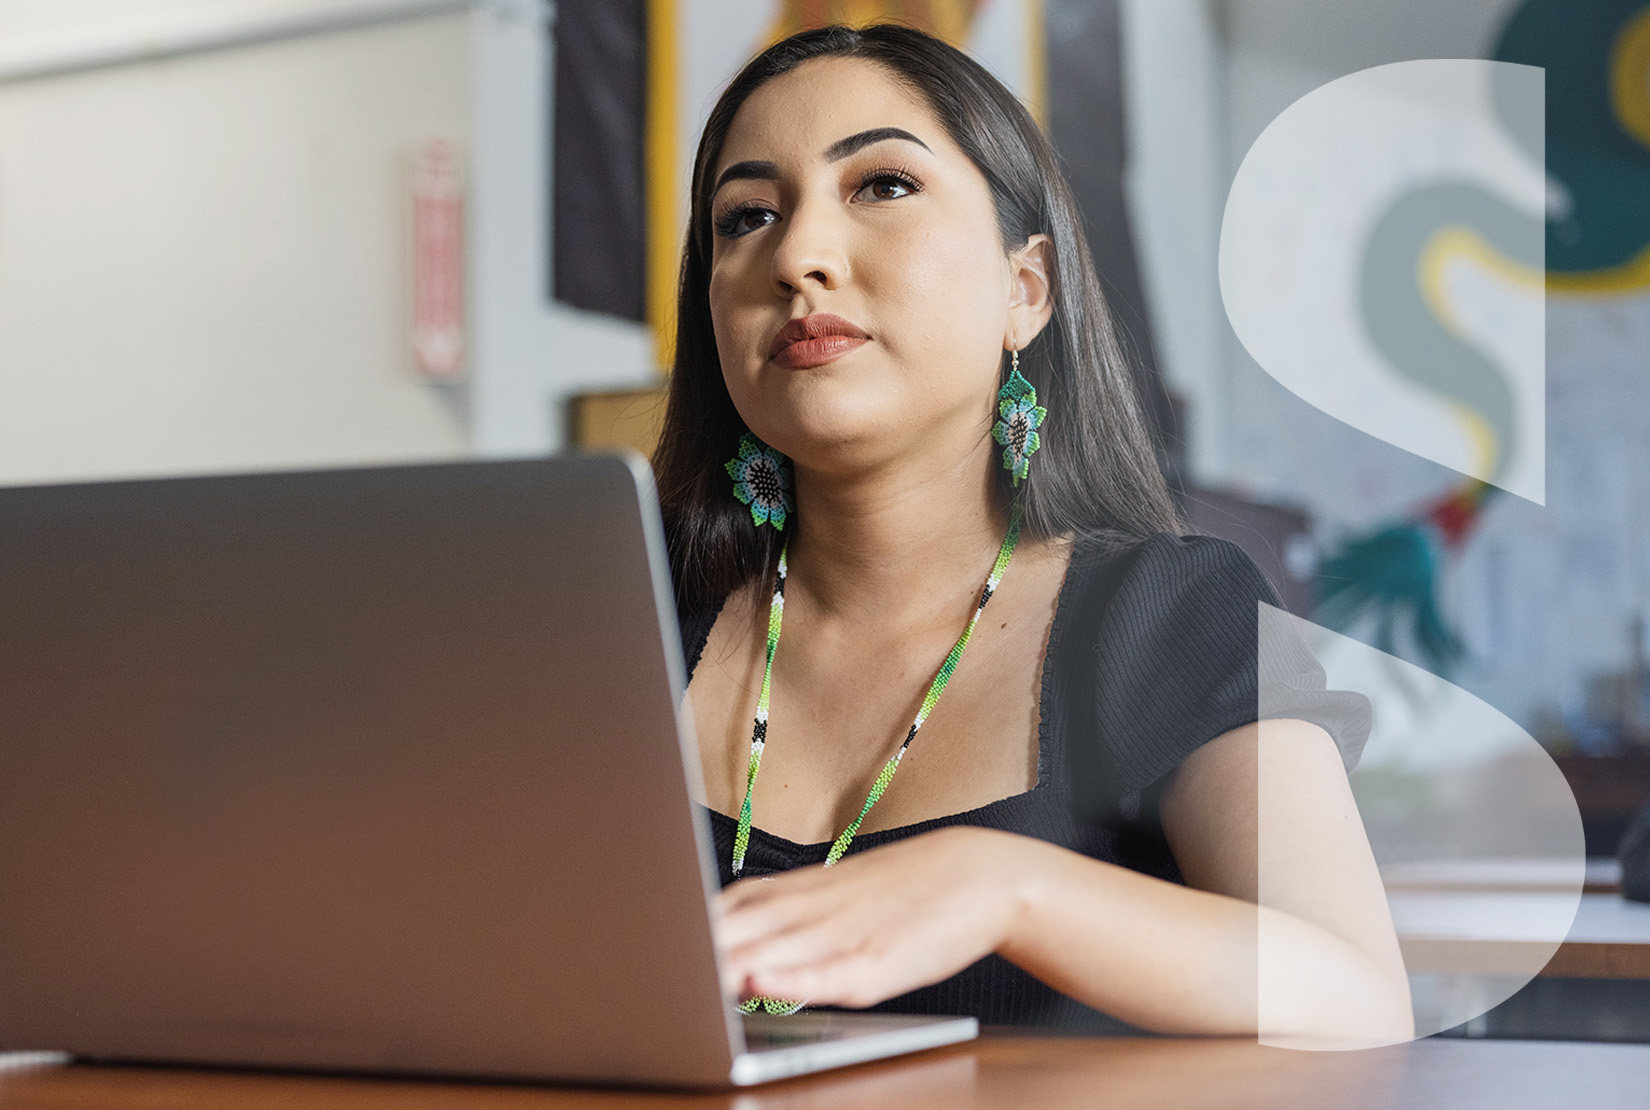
<box><xmin>0</xmin><ymin>454</ymin><xmax>976</xmax><ymax>1087</ymax></box>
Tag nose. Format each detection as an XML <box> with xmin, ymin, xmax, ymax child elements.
<box><xmin>769</xmin><ymin>197</ymin><xmax>848</xmax><ymax>297</ymax></box>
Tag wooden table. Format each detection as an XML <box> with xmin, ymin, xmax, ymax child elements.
<box><xmin>4</xmin><ymin>1035</ymin><xmax>1650</xmax><ymax>1110</ymax></box>
<box><xmin>1392</xmin><ymin>892</ymin><xmax>1650</xmax><ymax>979</ymax></box>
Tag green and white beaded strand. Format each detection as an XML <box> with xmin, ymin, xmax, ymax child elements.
<box><xmin>730</xmin><ymin>508</ymin><xmax>1023</xmax><ymax>1015</ymax></box>
<box><xmin>731</xmin><ymin>548</ymin><xmax>787</xmax><ymax>878</ymax></box>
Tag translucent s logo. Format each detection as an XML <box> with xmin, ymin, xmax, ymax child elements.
<box><xmin>1221</xmin><ymin>60</ymin><xmax>1546</xmax><ymax>505</ymax></box>
<box><xmin>1226</xmin><ymin>61</ymin><xmax>1590</xmax><ymax>1045</ymax></box>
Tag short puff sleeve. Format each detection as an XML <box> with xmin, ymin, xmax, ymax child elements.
<box><xmin>1067</xmin><ymin>534</ymin><xmax>1372</xmax><ymax>827</ymax></box>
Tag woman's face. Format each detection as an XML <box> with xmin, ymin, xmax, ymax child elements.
<box><xmin>707</xmin><ymin>57</ymin><xmax>1028</xmax><ymax>477</ymax></box>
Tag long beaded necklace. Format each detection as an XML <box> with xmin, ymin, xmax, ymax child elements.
<box><xmin>731</xmin><ymin>508</ymin><xmax>1023</xmax><ymax>1015</ymax></box>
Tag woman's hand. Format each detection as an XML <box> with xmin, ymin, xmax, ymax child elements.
<box><xmin>714</xmin><ymin>826</ymin><xmax>1034</xmax><ymax>1008</ymax></box>
<box><xmin>715</xmin><ymin>724</ymin><xmax>1412</xmax><ymax>1045</ymax></box>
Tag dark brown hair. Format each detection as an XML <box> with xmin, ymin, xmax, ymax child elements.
<box><xmin>651</xmin><ymin>23</ymin><xmax>1181</xmax><ymax>610</ymax></box>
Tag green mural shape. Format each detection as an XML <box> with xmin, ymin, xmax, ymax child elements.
<box><xmin>1493</xmin><ymin>0</ymin><xmax>1650</xmax><ymax>281</ymax></box>
<box><xmin>1359</xmin><ymin>183</ymin><xmax>1543</xmax><ymax>485</ymax></box>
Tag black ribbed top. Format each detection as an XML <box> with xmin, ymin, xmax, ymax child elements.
<box><xmin>677</xmin><ymin>533</ymin><xmax>1371</xmax><ymax>1029</ymax></box>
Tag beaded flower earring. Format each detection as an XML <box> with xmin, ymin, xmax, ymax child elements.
<box><xmin>992</xmin><ymin>349</ymin><xmax>1048</xmax><ymax>487</ymax></box>
<box><xmin>725</xmin><ymin>432</ymin><xmax>794</xmax><ymax>530</ymax></box>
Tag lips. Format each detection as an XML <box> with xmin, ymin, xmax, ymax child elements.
<box><xmin>768</xmin><ymin>313</ymin><xmax>869</xmax><ymax>369</ymax></box>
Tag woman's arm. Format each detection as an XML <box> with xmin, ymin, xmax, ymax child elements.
<box><xmin>1002</xmin><ymin>717</ymin><xmax>1412</xmax><ymax>1044</ymax></box>
<box><xmin>716</xmin><ymin>719</ymin><xmax>1413</xmax><ymax>1046</ymax></box>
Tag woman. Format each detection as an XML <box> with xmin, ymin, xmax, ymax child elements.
<box><xmin>651</xmin><ymin>23</ymin><xmax>1411</xmax><ymax>1044</ymax></box>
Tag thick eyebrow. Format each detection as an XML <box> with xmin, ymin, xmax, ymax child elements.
<box><xmin>710</xmin><ymin>127</ymin><xmax>933</xmax><ymax>198</ymax></box>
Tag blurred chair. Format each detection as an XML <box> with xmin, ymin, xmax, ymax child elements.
<box><xmin>568</xmin><ymin>385</ymin><xmax>669</xmax><ymax>457</ymax></box>
<box><xmin>1623</xmin><ymin>799</ymin><xmax>1650</xmax><ymax>904</ymax></box>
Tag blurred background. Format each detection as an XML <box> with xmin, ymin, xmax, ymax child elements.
<box><xmin>3</xmin><ymin>0</ymin><xmax>1649</xmax><ymax>1041</ymax></box>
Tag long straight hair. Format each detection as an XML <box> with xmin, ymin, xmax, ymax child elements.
<box><xmin>651</xmin><ymin>23</ymin><xmax>1182</xmax><ymax>611</ymax></box>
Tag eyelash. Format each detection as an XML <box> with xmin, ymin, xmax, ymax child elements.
<box><xmin>712</xmin><ymin>165</ymin><xmax>924</xmax><ymax>240</ymax></box>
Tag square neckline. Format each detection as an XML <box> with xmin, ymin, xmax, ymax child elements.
<box><xmin>691</xmin><ymin>535</ymin><xmax>1086</xmax><ymax>853</ymax></box>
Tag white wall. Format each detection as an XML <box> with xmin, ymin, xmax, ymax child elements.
<box><xmin>0</xmin><ymin>0</ymin><xmax>321</xmax><ymax>40</ymax></box>
<box><xmin>0</xmin><ymin>1</ymin><xmax>478</xmax><ymax>485</ymax></box>
<box><xmin>1118</xmin><ymin>0</ymin><xmax>1228</xmax><ymax>479</ymax></box>
<box><xmin>468</xmin><ymin>0</ymin><xmax>657</xmax><ymax>460</ymax></box>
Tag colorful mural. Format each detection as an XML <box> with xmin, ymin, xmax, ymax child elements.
<box><xmin>1321</xmin><ymin>1</ymin><xmax>1650</xmax><ymax>674</ymax></box>
<box><xmin>1495</xmin><ymin>0</ymin><xmax>1650</xmax><ymax>293</ymax></box>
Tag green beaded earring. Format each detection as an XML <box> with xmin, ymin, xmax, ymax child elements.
<box><xmin>725</xmin><ymin>432</ymin><xmax>794</xmax><ymax>530</ymax></box>
<box><xmin>992</xmin><ymin>349</ymin><xmax>1047</xmax><ymax>487</ymax></box>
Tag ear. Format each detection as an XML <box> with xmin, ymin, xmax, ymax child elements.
<box><xmin>1004</xmin><ymin>234</ymin><xmax>1055</xmax><ymax>353</ymax></box>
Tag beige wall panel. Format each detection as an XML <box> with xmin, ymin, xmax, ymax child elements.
<box><xmin>0</xmin><ymin>6</ymin><xmax>473</xmax><ymax>484</ymax></box>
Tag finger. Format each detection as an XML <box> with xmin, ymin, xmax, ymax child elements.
<box><xmin>717</xmin><ymin>864</ymin><xmax>878</xmax><ymax>937</ymax></box>
<box><xmin>750</xmin><ymin>950</ymin><xmax>894</xmax><ymax>1010</ymax></box>
<box><xmin>719</xmin><ymin>927</ymin><xmax>789</xmax><ymax>999</ymax></box>
<box><xmin>716</xmin><ymin>905</ymin><xmax>824</xmax><ymax>995</ymax></box>
<box><xmin>716</xmin><ymin>887</ymin><xmax>832</xmax><ymax>950</ymax></box>
<box><xmin>714</xmin><ymin>882</ymin><xmax>769</xmax><ymax>918</ymax></box>
<box><xmin>717</xmin><ymin>867</ymin><xmax>831</xmax><ymax>912</ymax></box>
<box><xmin>719</xmin><ymin>950</ymin><xmax>758</xmax><ymax>1000</ymax></box>
<box><xmin>719</xmin><ymin>901</ymin><xmax>877</xmax><ymax>1001</ymax></box>
<box><xmin>754</xmin><ymin>925</ymin><xmax>982</xmax><ymax>1010</ymax></box>
<box><xmin>725</xmin><ymin>911</ymin><xmax>865</xmax><ymax>979</ymax></box>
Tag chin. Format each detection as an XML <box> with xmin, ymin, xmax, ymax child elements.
<box><xmin>756</xmin><ymin>382</ymin><xmax>898</xmax><ymax>455</ymax></box>
<box><xmin>774</xmin><ymin>420</ymin><xmax>896</xmax><ymax>476</ymax></box>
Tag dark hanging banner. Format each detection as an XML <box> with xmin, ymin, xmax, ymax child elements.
<box><xmin>551</xmin><ymin>0</ymin><xmax>648</xmax><ymax>321</ymax></box>
<box><xmin>1045</xmin><ymin>0</ymin><xmax>1183</xmax><ymax>486</ymax></box>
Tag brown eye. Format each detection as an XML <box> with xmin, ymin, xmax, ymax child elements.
<box><xmin>714</xmin><ymin>204</ymin><xmax>778</xmax><ymax>239</ymax></box>
<box><xmin>854</xmin><ymin>170</ymin><xmax>921</xmax><ymax>203</ymax></box>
